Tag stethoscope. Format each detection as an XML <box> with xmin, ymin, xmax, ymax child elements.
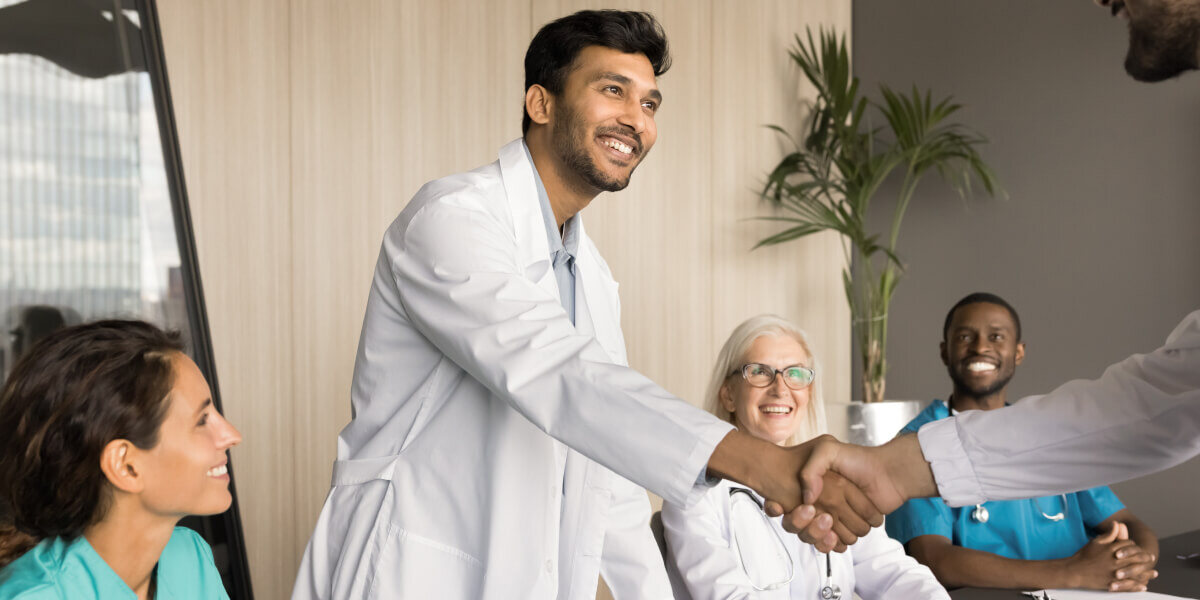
<box><xmin>971</xmin><ymin>494</ymin><xmax>1068</xmax><ymax>524</ymax></box>
<box><xmin>729</xmin><ymin>487</ymin><xmax>842</xmax><ymax>598</ymax></box>
<box><xmin>816</xmin><ymin>551</ymin><xmax>842</xmax><ymax>600</ymax></box>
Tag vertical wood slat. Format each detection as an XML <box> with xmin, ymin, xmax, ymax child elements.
<box><xmin>156</xmin><ymin>1</ymin><xmax>295</xmax><ymax>596</ymax></box>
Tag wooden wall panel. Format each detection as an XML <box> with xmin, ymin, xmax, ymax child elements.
<box><xmin>156</xmin><ymin>0</ymin><xmax>296</xmax><ymax>596</ymax></box>
<box><xmin>709</xmin><ymin>0</ymin><xmax>852</xmax><ymax>412</ymax></box>
<box><xmin>287</xmin><ymin>0</ymin><xmax>531</xmax><ymax>587</ymax></box>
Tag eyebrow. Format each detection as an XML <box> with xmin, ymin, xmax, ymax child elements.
<box><xmin>194</xmin><ymin>398</ymin><xmax>212</xmax><ymax>416</ymax></box>
<box><xmin>591</xmin><ymin>71</ymin><xmax>663</xmax><ymax>104</ymax></box>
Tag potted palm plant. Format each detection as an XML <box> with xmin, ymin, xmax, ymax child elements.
<box><xmin>757</xmin><ymin>29</ymin><xmax>1000</xmax><ymax>442</ymax></box>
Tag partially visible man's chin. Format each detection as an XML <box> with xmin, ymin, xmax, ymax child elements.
<box><xmin>583</xmin><ymin>168</ymin><xmax>633</xmax><ymax>193</ymax></box>
<box><xmin>1124</xmin><ymin>22</ymin><xmax>1200</xmax><ymax>82</ymax></box>
<box><xmin>1125</xmin><ymin>50</ymin><xmax>1198</xmax><ymax>81</ymax></box>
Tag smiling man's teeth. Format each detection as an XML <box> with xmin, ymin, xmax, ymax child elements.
<box><xmin>761</xmin><ymin>406</ymin><xmax>792</xmax><ymax>414</ymax></box>
<box><xmin>966</xmin><ymin>362</ymin><xmax>996</xmax><ymax>373</ymax></box>
<box><xmin>603</xmin><ymin>139</ymin><xmax>633</xmax><ymax>155</ymax></box>
<box><xmin>207</xmin><ymin>465</ymin><xmax>228</xmax><ymax>477</ymax></box>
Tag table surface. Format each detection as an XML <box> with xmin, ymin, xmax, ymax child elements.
<box><xmin>948</xmin><ymin>529</ymin><xmax>1200</xmax><ymax>599</ymax></box>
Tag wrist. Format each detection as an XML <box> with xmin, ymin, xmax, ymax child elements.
<box><xmin>1057</xmin><ymin>556</ymin><xmax>1082</xmax><ymax>589</ymax></box>
<box><xmin>707</xmin><ymin>430</ymin><xmax>800</xmax><ymax>509</ymax></box>
<box><xmin>882</xmin><ymin>434</ymin><xmax>937</xmax><ymax>501</ymax></box>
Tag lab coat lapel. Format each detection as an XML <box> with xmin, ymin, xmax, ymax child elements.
<box><xmin>498</xmin><ymin>139</ymin><xmax>560</xmax><ymax>300</ymax></box>
<box><xmin>574</xmin><ymin>220</ymin><xmax>628</xmax><ymax>367</ymax></box>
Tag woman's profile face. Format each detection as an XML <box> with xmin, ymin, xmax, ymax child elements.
<box><xmin>137</xmin><ymin>353</ymin><xmax>242</xmax><ymax>518</ymax></box>
<box><xmin>720</xmin><ymin>334</ymin><xmax>812</xmax><ymax>446</ymax></box>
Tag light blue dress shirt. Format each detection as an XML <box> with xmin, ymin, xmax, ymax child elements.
<box><xmin>0</xmin><ymin>526</ymin><xmax>229</xmax><ymax>599</ymax></box>
<box><xmin>886</xmin><ymin>399</ymin><xmax>1125</xmax><ymax>560</ymax></box>
<box><xmin>524</xmin><ymin>144</ymin><xmax>579</xmax><ymax>325</ymax></box>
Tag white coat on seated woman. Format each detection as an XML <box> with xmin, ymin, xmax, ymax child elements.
<box><xmin>661</xmin><ymin>314</ymin><xmax>950</xmax><ymax>600</ymax></box>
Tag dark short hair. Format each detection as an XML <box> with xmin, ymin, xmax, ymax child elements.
<box><xmin>0</xmin><ymin>320</ymin><xmax>184</xmax><ymax>562</ymax></box>
<box><xmin>522</xmin><ymin>10</ymin><xmax>671</xmax><ymax>133</ymax></box>
<box><xmin>942</xmin><ymin>292</ymin><xmax>1022</xmax><ymax>342</ymax></box>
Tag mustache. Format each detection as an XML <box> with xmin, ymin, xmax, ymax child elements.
<box><xmin>596</xmin><ymin>126</ymin><xmax>643</xmax><ymax>155</ymax></box>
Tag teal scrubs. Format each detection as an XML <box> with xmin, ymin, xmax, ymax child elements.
<box><xmin>885</xmin><ymin>399</ymin><xmax>1125</xmax><ymax>560</ymax></box>
<box><xmin>0</xmin><ymin>526</ymin><xmax>229</xmax><ymax>599</ymax></box>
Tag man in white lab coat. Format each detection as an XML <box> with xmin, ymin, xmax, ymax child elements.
<box><xmin>291</xmin><ymin>10</ymin><xmax>877</xmax><ymax>600</ymax></box>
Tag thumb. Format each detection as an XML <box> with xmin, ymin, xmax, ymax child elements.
<box><xmin>797</xmin><ymin>436</ymin><xmax>838</xmax><ymax>505</ymax></box>
<box><xmin>1095</xmin><ymin>521</ymin><xmax>1120</xmax><ymax>544</ymax></box>
<box><xmin>1117</xmin><ymin>522</ymin><xmax>1129</xmax><ymax>541</ymax></box>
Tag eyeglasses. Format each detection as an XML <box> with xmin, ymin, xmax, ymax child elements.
<box><xmin>730</xmin><ymin>363</ymin><xmax>816</xmax><ymax>390</ymax></box>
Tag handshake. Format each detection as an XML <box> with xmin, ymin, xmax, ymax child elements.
<box><xmin>731</xmin><ymin>432</ymin><xmax>937</xmax><ymax>553</ymax></box>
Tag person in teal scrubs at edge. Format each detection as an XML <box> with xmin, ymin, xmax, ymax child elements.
<box><xmin>0</xmin><ymin>320</ymin><xmax>241</xmax><ymax>599</ymax></box>
<box><xmin>885</xmin><ymin>293</ymin><xmax>1160</xmax><ymax>592</ymax></box>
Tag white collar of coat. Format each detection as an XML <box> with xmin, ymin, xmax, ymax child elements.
<box><xmin>498</xmin><ymin>138</ymin><xmax>592</xmax><ymax>270</ymax></box>
<box><xmin>497</xmin><ymin>138</ymin><xmax>627</xmax><ymax>365</ymax></box>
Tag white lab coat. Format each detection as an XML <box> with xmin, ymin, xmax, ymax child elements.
<box><xmin>920</xmin><ymin>310</ymin><xmax>1200</xmax><ymax>506</ymax></box>
<box><xmin>291</xmin><ymin>139</ymin><xmax>733</xmax><ymax>600</ymax></box>
<box><xmin>661</xmin><ymin>479</ymin><xmax>949</xmax><ymax>600</ymax></box>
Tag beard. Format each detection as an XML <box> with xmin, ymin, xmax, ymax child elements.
<box><xmin>550</xmin><ymin>103</ymin><xmax>642</xmax><ymax>194</ymax></box>
<box><xmin>1124</xmin><ymin>5</ymin><xmax>1200</xmax><ymax>81</ymax></box>
<box><xmin>948</xmin><ymin>361</ymin><xmax>1016</xmax><ymax>399</ymax></box>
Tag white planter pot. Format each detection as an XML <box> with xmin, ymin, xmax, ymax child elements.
<box><xmin>845</xmin><ymin>399</ymin><xmax>923</xmax><ymax>446</ymax></box>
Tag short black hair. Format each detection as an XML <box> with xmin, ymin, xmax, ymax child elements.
<box><xmin>522</xmin><ymin>10</ymin><xmax>671</xmax><ymax>133</ymax></box>
<box><xmin>943</xmin><ymin>292</ymin><xmax>1022</xmax><ymax>342</ymax></box>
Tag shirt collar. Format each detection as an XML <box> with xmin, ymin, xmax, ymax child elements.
<box><xmin>522</xmin><ymin>142</ymin><xmax>579</xmax><ymax>260</ymax></box>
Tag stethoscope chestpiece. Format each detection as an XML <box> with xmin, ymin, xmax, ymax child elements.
<box><xmin>818</xmin><ymin>553</ymin><xmax>842</xmax><ymax>599</ymax></box>
<box><xmin>971</xmin><ymin>504</ymin><xmax>989</xmax><ymax>524</ymax></box>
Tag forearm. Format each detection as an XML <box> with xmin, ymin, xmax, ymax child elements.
<box><xmin>879</xmin><ymin>434</ymin><xmax>938</xmax><ymax>502</ymax></box>
<box><xmin>706</xmin><ymin>429</ymin><xmax>801</xmax><ymax>510</ymax></box>
<box><xmin>916</xmin><ymin>545</ymin><xmax>1075</xmax><ymax>590</ymax></box>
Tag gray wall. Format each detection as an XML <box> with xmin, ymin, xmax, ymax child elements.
<box><xmin>854</xmin><ymin>0</ymin><xmax>1200</xmax><ymax>536</ymax></box>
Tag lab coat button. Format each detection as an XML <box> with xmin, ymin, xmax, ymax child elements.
<box><xmin>544</xmin><ymin>560</ymin><xmax>553</xmax><ymax>573</ymax></box>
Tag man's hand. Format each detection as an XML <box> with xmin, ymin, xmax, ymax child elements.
<box><xmin>1108</xmin><ymin>522</ymin><xmax>1159</xmax><ymax>591</ymax></box>
<box><xmin>1066</xmin><ymin>522</ymin><xmax>1158</xmax><ymax>592</ymax></box>
<box><xmin>762</xmin><ymin>434</ymin><xmax>935</xmax><ymax>552</ymax></box>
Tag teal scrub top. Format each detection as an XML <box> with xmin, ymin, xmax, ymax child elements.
<box><xmin>884</xmin><ymin>399</ymin><xmax>1125</xmax><ymax>561</ymax></box>
<box><xmin>0</xmin><ymin>526</ymin><xmax>229</xmax><ymax>599</ymax></box>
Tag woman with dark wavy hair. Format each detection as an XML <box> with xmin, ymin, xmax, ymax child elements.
<box><xmin>0</xmin><ymin>320</ymin><xmax>241</xmax><ymax>599</ymax></box>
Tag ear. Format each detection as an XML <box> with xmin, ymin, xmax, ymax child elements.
<box><xmin>1014</xmin><ymin>341</ymin><xmax>1026</xmax><ymax>366</ymax></box>
<box><xmin>718</xmin><ymin>382</ymin><xmax>736</xmax><ymax>416</ymax></box>
<box><xmin>99</xmin><ymin>440</ymin><xmax>144</xmax><ymax>494</ymax></box>
<box><xmin>939</xmin><ymin>340</ymin><xmax>949</xmax><ymax>366</ymax></box>
<box><xmin>524</xmin><ymin>84</ymin><xmax>553</xmax><ymax>127</ymax></box>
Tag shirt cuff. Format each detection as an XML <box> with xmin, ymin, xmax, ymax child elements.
<box><xmin>679</xmin><ymin>420</ymin><xmax>736</xmax><ymax>507</ymax></box>
<box><xmin>917</xmin><ymin>418</ymin><xmax>985</xmax><ymax>507</ymax></box>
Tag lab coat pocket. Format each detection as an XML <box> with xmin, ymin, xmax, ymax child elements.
<box><xmin>369</xmin><ymin>524</ymin><xmax>484</xmax><ymax>599</ymax></box>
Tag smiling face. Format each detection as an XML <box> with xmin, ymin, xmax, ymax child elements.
<box><xmin>941</xmin><ymin>302</ymin><xmax>1025</xmax><ymax>403</ymax></box>
<box><xmin>1097</xmin><ymin>0</ymin><xmax>1200</xmax><ymax>81</ymax></box>
<box><xmin>548</xmin><ymin>45</ymin><xmax>660</xmax><ymax>194</ymax></box>
<box><xmin>135</xmin><ymin>353</ymin><xmax>242</xmax><ymax>518</ymax></box>
<box><xmin>720</xmin><ymin>334</ymin><xmax>812</xmax><ymax>446</ymax></box>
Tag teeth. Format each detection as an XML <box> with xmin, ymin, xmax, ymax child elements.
<box><xmin>761</xmin><ymin>406</ymin><xmax>792</xmax><ymax>414</ymax></box>
<box><xmin>603</xmin><ymin>139</ymin><xmax>633</xmax><ymax>155</ymax></box>
<box><xmin>966</xmin><ymin>362</ymin><xmax>996</xmax><ymax>373</ymax></box>
<box><xmin>207</xmin><ymin>465</ymin><xmax>228</xmax><ymax>477</ymax></box>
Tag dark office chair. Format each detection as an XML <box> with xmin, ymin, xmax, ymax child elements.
<box><xmin>4</xmin><ymin>305</ymin><xmax>81</xmax><ymax>375</ymax></box>
<box><xmin>650</xmin><ymin>510</ymin><xmax>694</xmax><ymax>600</ymax></box>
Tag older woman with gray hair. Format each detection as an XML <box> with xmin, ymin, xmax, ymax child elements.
<box><xmin>661</xmin><ymin>314</ymin><xmax>948</xmax><ymax>599</ymax></box>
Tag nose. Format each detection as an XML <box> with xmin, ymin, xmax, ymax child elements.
<box><xmin>617</xmin><ymin>96</ymin><xmax>647</xmax><ymax>135</ymax></box>
<box><xmin>214</xmin><ymin>412</ymin><xmax>243</xmax><ymax>450</ymax></box>
<box><xmin>770</xmin><ymin>371</ymin><xmax>790</xmax><ymax>393</ymax></box>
